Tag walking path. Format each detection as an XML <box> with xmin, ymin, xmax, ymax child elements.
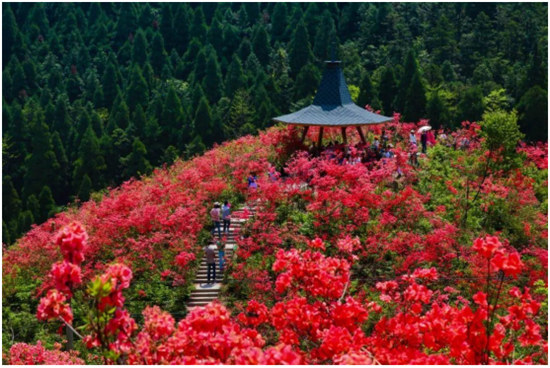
<box><xmin>186</xmin><ymin>204</ymin><xmax>256</xmax><ymax>309</ymax></box>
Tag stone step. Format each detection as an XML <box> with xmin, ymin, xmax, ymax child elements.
<box><xmin>188</xmin><ymin>301</ymin><xmax>212</xmax><ymax>307</ymax></box>
<box><xmin>190</xmin><ymin>290</ymin><xmax>219</xmax><ymax>296</ymax></box>
<box><xmin>188</xmin><ymin>295</ymin><xmax>219</xmax><ymax>302</ymax></box>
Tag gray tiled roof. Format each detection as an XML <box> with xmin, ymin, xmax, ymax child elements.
<box><xmin>273</xmin><ymin>61</ymin><xmax>392</xmax><ymax>127</ymax></box>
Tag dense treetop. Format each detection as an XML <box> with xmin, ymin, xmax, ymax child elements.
<box><xmin>2</xmin><ymin>2</ymin><xmax>547</xmax><ymax>244</ymax></box>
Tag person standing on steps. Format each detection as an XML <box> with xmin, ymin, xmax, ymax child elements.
<box><xmin>217</xmin><ymin>238</ymin><xmax>225</xmax><ymax>272</ymax></box>
<box><xmin>205</xmin><ymin>245</ymin><xmax>216</xmax><ymax>284</ymax></box>
<box><xmin>247</xmin><ymin>172</ymin><xmax>258</xmax><ymax>189</ymax></box>
<box><xmin>222</xmin><ymin>201</ymin><xmax>231</xmax><ymax>234</ymax></box>
<box><xmin>210</xmin><ymin>202</ymin><xmax>222</xmax><ymax>238</ymax></box>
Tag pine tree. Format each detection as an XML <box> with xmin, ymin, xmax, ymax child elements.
<box><xmin>294</xmin><ymin>64</ymin><xmax>321</xmax><ymax>99</ymax></box>
<box><xmin>126</xmin><ymin>65</ymin><xmax>149</xmax><ymax>112</ymax></box>
<box><xmin>160</xmin><ymin>4</ymin><xmax>175</xmax><ymax>50</ymax></box>
<box><xmin>132</xmin><ymin>29</ymin><xmax>148</xmax><ymax>65</ymax></box>
<box><xmin>150</xmin><ymin>33</ymin><xmax>167</xmax><ymax>76</ymax></box>
<box><xmin>51</xmin><ymin>131</ymin><xmax>70</xmax><ymax>203</ymax></box>
<box><xmin>185</xmin><ymin>135</ymin><xmax>206</xmax><ymax>158</ymax></box>
<box><xmin>313</xmin><ymin>10</ymin><xmax>339</xmax><ymax>61</ymax></box>
<box><xmin>25</xmin><ymin>195</ymin><xmax>40</xmax><ymax>224</ymax></box>
<box><xmin>121</xmin><ymin>138</ymin><xmax>152</xmax><ymax>178</ymax></box>
<box><xmin>77</xmin><ymin>174</ymin><xmax>92</xmax><ymax>202</ymax></box>
<box><xmin>22</xmin><ymin>109</ymin><xmax>60</xmax><ymax>200</ymax></box>
<box><xmin>72</xmin><ymin>125</ymin><xmax>106</xmax><ymax>191</ymax></box>
<box><xmin>458</xmin><ymin>86</ymin><xmax>484</xmax><ymax>123</ymax></box>
<box><xmin>173</xmin><ymin>5</ymin><xmax>190</xmax><ymax>54</ymax></box>
<box><xmin>225</xmin><ymin>55</ymin><xmax>246</xmax><ymax>96</ymax></box>
<box><xmin>192</xmin><ymin>48</ymin><xmax>208</xmax><ymax>85</ymax></box>
<box><xmin>403</xmin><ymin>70</ymin><xmax>427</xmax><ymax>122</ymax></box>
<box><xmin>38</xmin><ymin>186</ymin><xmax>55</xmax><ymax>223</ymax></box>
<box><xmin>517</xmin><ymin>85</ymin><xmax>548</xmax><ymax>141</ymax></box>
<box><xmin>202</xmin><ymin>49</ymin><xmax>224</xmax><ymax>104</ymax></box>
<box><xmin>357</xmin><ymin>72</ymin><xmax>376</xmax><ymax>107</ymax></box>
<box><xmin>379</xmin><ymin>66</ymin><xmax>398</xmax><ymax>116</ymax></box>
<box><xmin>102</xmin><ymin>62</ymin><xmax>119</xmax><ymax>109</ymax></box>
<box><xmin>237</xmin><ymin>38</ymin><xmax>252</xmax><ymax>63</ymax></box>
<box><xmin>114</xmin><ymin>3</ymin><xmax>137</xmax><ymax>47</ymax></box>
<box><xmin>3</xmin><ymin>5</ymin><xmax>19</xmax><ymax>64</ymax></box>
<box><xmin>227</xmin><ymin>89</ymin><xmax>255</xmax><ymax>139</ymax></box>
<box><xmin>288</xmin><ymin>21</ymin><xmax>314</xmax><ymax>78</ymax></box>
<box><xmin>191</xmin><ymin>7</ymin><xmax>208</xmax><ymax>42</ymax></box>
<box><xmin>3</xmin><ymin>220</ymin><xmax>11</xmax><ymax>245</ymax></box>
<box><xmin>193</xmin><ymin>96</ymin><xmax>215</xmax><ymax>146</ymax></box>
<box><xmin>395</xmin><ymin>50</ymin><xmax>419</xmax><ymax>113</ymax></box>
<box><xmin>18</xmin><ymin>210</ymin><xmax>34</xmax><ymax>235</ymax></box>
<box><xmin>252</xmin><ymin>25</ymin><xmax>270</xmax><ymax>65</ymax></box>
<box><xmin>3</xmin><ymin>175</ymin><xmax>22</xmax><ymax>225</ymax></box>
<box><xmin>207</xmin><ymin>17</ymin><xmax>224</xmax><ymax>55</ymax></box>
<box><xmin>161</xmin><ymin>85</ymin><xmax>185</xmax><ymax>147</ymax></box>
<box><xmin>426</xmin><ymin>90</ymin><xmax>450</xmax><ymax>129</ymax></box>
<box><xmin>271</xmin><ymin>3</ymin><xmax>288</xmax><ymax>43</ymax></box>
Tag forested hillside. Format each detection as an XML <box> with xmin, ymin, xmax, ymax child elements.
<box><xmin>2</xmin><ymin>2</ymin><xmax>547</xmax><ymax>244</ymax></box>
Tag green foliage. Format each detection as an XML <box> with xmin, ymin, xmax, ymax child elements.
<box><xmin>480</xmin><ymin>110</ymin><xmax>524</xmax><ymax>171</ymax></box>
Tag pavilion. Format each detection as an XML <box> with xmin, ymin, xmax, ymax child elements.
<box><xmin>272</xmin><ymin>60</ymin><xmax>392</xmax><ymax>149</ymax></box>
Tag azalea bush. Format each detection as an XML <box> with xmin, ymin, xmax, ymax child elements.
<box><xmin>2</xmin><ymin>119</ymin><xmax>547</xmax><ymax>364</ymax></box>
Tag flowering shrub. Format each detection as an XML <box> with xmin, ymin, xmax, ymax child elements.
<box><xmin>3</xmin><ymin>123</ymin><xmax>547</xmax><ymax>364</ymax></box>
<box><xmin>8</xmin><ymin>341</ymin><xmax>84</xmax><ymax>365</ymax></box>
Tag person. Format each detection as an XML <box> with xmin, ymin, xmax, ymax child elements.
<box><xmin>381</xmin><ymin>129</ymin><xmax>389</xmax><ymax>149</ymax></box>
<box><xmin>210</xmin><ymin>202</ymin><xmax>222</xmax><ymax>238</ymax></box>
<box><xmin>205</xmin><ymin>245</ymin><xmax>216</xmax><ymax>283</ymax></box>
<box><xmin>420</xmin><ymin>131</ymin><xmax>428</xmax><ymax>153</ymax></box>
<box><xmin>247</xmin><ymin>172</ymin><xmax>258</xmax><ymax>189</ymax></box>
<box><xmin>222</xmin><ymin>201</ymin><xmax>231</xmax><ymax>234</ymax></box>
<box><xmin>216</xmin><ymin>238</ymin><xmax>225</xmax><ymax>272</ymax></box>
<box><xmin>409</xmin><ymin>130</ymin><xmax>417</xmax><ymax>145</ymax></box>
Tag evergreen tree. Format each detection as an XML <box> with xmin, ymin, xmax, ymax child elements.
<box><xmin>313</xmin><ymin>10</ymin><xmax>339</xmax><ymax>61</ymax></box>
<box><xmin>202</xmin><ymin>49</ymin><xmax>224</xmax><ymax>104</ymax></box>
<box><xmin>426</xmin><ymin>90</ymin><xmax>450</xmax><ymax>129</ymax></box>
<box><xmin>252</xmin><ymin>25</ymin><xmax>270</xmax><ymax>65</ymax></box>
<box><xmin>161</xmin><ymin>85</ymin><xmax>185</xmax><ymax>147</ymax></box>
<box><xmin>38</xmin><ymin>185</ymin><xmax>55</xmax><ymax>223</ymax></box>
<box><xmin>102</xmin><ymin>61</ymin><xmax>119</xmax><ymax>109</ymax></box>
<box><xmin>132</xmin><ymin>29</ymin><xmax>148</xmax><ymax>65</ymax></box>
<box><xmin>225</xmin><ymin>55</ymin><xmax>246</xmax><ymax>96</ymax></box>
<box><xmin>121</xmin><ymin>138</ymin><xmax>152</xmax><ymax>178</ymax></box>
<box><xmin>516</xmin><ymin>85</ymin><xmax>548</xmax><ymax>141</ymax></box>
<box><xmin>271</xmin><ymin>3</ymin><xmax>288</xmax><ymax>43</ymax></box>
<box><xmin>3</xmin><ymin>5</ymin><xmax>19</xmax><ymax>64</ymax></box>
<box><xmin>378</xmin><ymin>66</ymin><xmax>398</xmax><ymax>116</ymax></box>
<box><xmin>3</xmin><ymin>175</ymin><xmax>22</xmax><ymax>226</ymax></box>
<box><xmin>77</xmin><ymin>174</ymin><xmax>92</xmax><ymax>202</ymax></box>
<box><xmin>288</xmin><ymin>21</ymin><xmax>314</xmax><ymax>78</ymax></box>
<box><xmin>395</xmin><ymin>50</ymin><xmax>419</xmax><ymax>113</ymax></box>
<box><xmin>126</xmin><ymin>65</ymin><xmax>149</xmax><ymax>112</ymax></box>
<box><xmin>150</xmin><ymin>32</ymin><xmax>167</xmax><ymax>75</ymax></box>
<box><xmin>237</xmin><ymin>38</ymin><xmax>252</xmax><ymax>63</ymax></box>
<box><xmin>227</xmin><ymin>89</ymin><xmax>255</xmax><ymax>139</ymax></box>
<box><xmin>185</xmin><ymin>134</ymin><xmax>206</xmax><ymax>158</ymax></box>
<box><xmin>294</xmin><ymin>64</ymin><xmax>321</xmax><ymax>99</ymax></box>
<box><xmin>458</xmin><ymin>86</ymin><xmax>485</xmax><ymax>123</ymax></box>
<box><xmin>114</xmin><ymin>3</ymin><xmax>137</xmax><ymax>47</ymax></box>
<box><xmin>51</xmin><ymin>131</ymin><xmax>70</xmax><ymax>203</ymax></box>
<box><xmin>403</xmin><ymin>70</ymin><xmax>427</xmax><ymax>122</ymax></box>
<box><xmin>173</xmin><ymin>5</ymin><xmax>190</xmax><ymax>54</ymax></box>
<box><xmin>72</xmin><ymin>125</ymin><xmax>105</xmax><ymax>191</ymax></box>
<box><xmin>25</xmin><ymin>195</ymin><xmax>40</xmax><ymax>224</ymax></box>
<box><xmin>160</xmin><ymin>4</ymin><xmax>175</xmax><ymax>50</ymax></box>
<box><xmin>3</xmin><ymin>220</ymin><xmax>11</xmax><ymax>245</ymax></box>
<box><xmin>357</xmin><ymin>72</ymin><xmax>376</xmax><ymax>107</ymax></box>
<box><xmin>18</xmin><ymin>210</ymin><xmax>35</xmax><ymax>235</ymax></box>
<box><xmin>22</xmin><ymin>109</ymin><xmax>60</xmax><ymax>200</ymax></box>
<box><xmin>193</xmin><ymin>96</ymin><xmax>215</xmax><ymax>146</ymax></box>
<box><xmin>191</xmin><ymin>7</ymin><xmax>208</xmax><ymax>42</ymax></box>
<box><xmin>207</xmin><ymin>17</ymin><xmax>224</xmax><ymax>55</ymax></box>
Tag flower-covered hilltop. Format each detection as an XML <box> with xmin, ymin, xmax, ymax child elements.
<box><xmin>3</xmin><ymin>112</ymin><xmax>548</xmax><ymax>364</ymax></box>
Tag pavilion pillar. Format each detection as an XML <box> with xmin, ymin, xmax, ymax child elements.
<box><xmin>356</xmin><ymin>126</ymin><xmax>367</xmax><ymax>144</ymax></box>
<box><xmin>341</xmin><ymin>127</ymin><xmax>347</xmax><ymax>145</ymax></box>
<box><xmin>317</xmin><ymin>127</ymin><xmax>324</xmax><ymax>150</ymax></box>
<box><xmin>301</xmin><ymin>126</ymin><xmax>309</xmax><ymax>143</ymax></box>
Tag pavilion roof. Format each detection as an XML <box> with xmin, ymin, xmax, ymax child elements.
<box><xmin>273</xmin><ymin>61</ymin><xmax>392</xmax><ymax>127</ymax></box>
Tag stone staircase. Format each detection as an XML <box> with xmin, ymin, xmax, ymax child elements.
<box><xmin>187</xmin><ymin>205</ymin><xmax>256</xmax><ymax>309</ymax></box>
